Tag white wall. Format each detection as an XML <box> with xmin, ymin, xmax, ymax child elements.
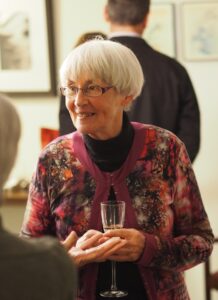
<box><xmin>6</xmin><ymin>97</ymin><xmax>59</xmax><ymax>183</ymax></box>
<box><xmin>3</xmin><ymin>0</ymin><xmax>218</xmax><ymax>299</ymax></box>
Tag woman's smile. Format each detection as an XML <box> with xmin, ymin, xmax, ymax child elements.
<box><xmin>76</xmin><ymin>112</ymin><xmax>96</xmax><ymax>119</ymax></box>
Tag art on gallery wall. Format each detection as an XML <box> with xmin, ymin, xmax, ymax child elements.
<box><xmin>181</xmin><ymin>1</ymin><xmax>218</xmax><ymax>61</ymax></box>
<box><xmin>0</xmin><ymin>0</ymin><xmax>56</xmax><ymax>95</ymax></box>
<box><xmin>143</xmin><ymin>3</ymin><xmax>176</xmax><ymax>58</ymax></box>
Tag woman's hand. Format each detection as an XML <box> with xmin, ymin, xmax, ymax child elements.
<box><xmin>61</xmin><ymin>230</ymin><xmax>79</xmax><ymax>250</ymax></box>
<box><xmin>62</xmin><ymin>229</ymin><xmax>127</xmax><ymax>267</ymax></box>
<box><xmin>103</xmin><ymin>228</ymin><xmax>145</xmax><ymax>262</ymax></box>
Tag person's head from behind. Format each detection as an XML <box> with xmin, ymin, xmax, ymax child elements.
<box><xmin>105</xmin><ymin>0</ymin><xmax>150</xmax><ymax>26</ymax></box>
<box><xmin>60</xmin><ymin>39</ymin><xmax>144</xmax><ymax>140</ymax></box>
<box><xmin>74</xmin><ymin>31</ymin><xmax>107</xmax><ymax>47</ymax></box>
<box><xmin>0</xmin><ymin>94</ymin><xmax>21</xmax><ymax>202</ymax></box>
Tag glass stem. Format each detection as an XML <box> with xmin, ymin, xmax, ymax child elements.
<box><xmin>111</xmin><ymin>261</ymin><xmax>118</xmax><ymax>291</ymax></box>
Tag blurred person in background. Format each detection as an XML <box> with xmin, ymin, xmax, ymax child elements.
<box><xmin>104</xmin><ymin>0</ymin><xmax>200</xmax><ymax>162</ymax></box>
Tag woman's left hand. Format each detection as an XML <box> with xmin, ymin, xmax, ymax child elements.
<box><xmin>103</xmin><ymin>228</ymin><xmax>145</xmax><ymax>262</ymax></box>
<box><xmin>62</xmin><ymin>229</ymin><xmax>127</xmax><ymax>267</ymax></box>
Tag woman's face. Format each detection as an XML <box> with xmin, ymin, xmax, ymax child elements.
<box><xmin>65</xmin><ymin>76</ymin><xmax>132</xmax><ymax>140</ymax></box>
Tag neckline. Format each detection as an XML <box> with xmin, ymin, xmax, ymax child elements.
<box><xmin>83</xmin><ymin>113</ymin><xmax>134</xmax><ymax>172</ymax></box>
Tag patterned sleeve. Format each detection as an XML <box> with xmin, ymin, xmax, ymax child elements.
<box><xmin>139</xmin><ymin>141</ymin><xmax>214</xmax><ymax>271</ymax></box>
<box><xmin>20</xmin><ymin>150</ymin><xmax>56</xmax><ymax>238</ymax></box>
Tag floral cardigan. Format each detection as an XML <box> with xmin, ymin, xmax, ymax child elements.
<box><xmin>21</xmin><ymin>123</ymin><xmax>214</xmax><ymax>300</ymax></box>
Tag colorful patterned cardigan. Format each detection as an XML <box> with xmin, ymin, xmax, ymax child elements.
<box><xmin>21</xmin><ymin>123</ymin><xmax>214</xmax><ymax>300</ymax></box>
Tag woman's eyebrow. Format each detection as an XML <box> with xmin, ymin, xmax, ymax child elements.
<box><xmin>67</xmin><ymin>80</ymin><xmax>94</xmax><ymax>86</ymax></box>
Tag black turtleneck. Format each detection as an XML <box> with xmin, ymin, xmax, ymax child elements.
<box><xmin>83</xmin><ymin>113</ymin><xmax>134</xmax><ymax>172</ymax></box>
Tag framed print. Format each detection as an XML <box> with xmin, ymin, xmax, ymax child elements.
<box><xmin>0</xmin><ymin>0</ymin><xmax>56</xmax><ymax>95</ymax></box>
<box><xmin>143</xmin><ymin>3</ymin><xmax>176</xmax><ymax>58</ymax></box>
<box><xmin>181</xmin><ymin>2</ymin><xmax>218</xmax><ymax>61</ymax></box>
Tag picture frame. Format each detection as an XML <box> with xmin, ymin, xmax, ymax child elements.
<box><xmin>0</xmin><ymin>0</ymin><xmax>56</xmax><ymax>96</ymax></box>
<box><xmin>143</xmin><ymin>3</ymin><xmax>176</xmax><ymax>58</ymax></box>
<box><xmin>181</xmin><ymin>2</ymin><xmax>218</xmax><ymax>61</ymax></box>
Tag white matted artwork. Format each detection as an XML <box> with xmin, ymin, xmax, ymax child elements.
<box><xmin>143</xmin><ymin>3</ymin><xmax>176</xmax><ymax>58</ymax></box>
<box><xmin>0</xmin><ymin>0</ymin><xmax>56</xmax><ymax>95</ymax></box>
<box><xmin>181</xmin><ymin>2</ymin><xmax>218</xmax><ymax>61</ymax></box>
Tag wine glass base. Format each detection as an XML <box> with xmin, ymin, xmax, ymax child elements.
<box><xmin>100</xmin><ymin>290</ymin><xmax>128</xmax><ymax>298</ymax></box>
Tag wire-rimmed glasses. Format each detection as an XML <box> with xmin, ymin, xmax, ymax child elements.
<box><xmin>60</xmin><ymin>84</ymin><xmax>113</xmax><ymax>98</ymax></box>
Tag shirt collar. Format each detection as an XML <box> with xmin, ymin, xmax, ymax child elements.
<box><xmin>108</xmin><ymin>32</ymin><xmax>141</xmax><ymax>39</ymax></box>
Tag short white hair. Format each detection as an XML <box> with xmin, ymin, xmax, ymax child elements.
<box><xmin>60</xmin><ymin>39</ymin><xmax>144</xmax><ymax>105</ymax></box>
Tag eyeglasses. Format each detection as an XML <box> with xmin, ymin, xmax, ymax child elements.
<box><xmin>60</xmin><ymin>84</ymin><xmax>113</xmax><ymax>98</ymax></box>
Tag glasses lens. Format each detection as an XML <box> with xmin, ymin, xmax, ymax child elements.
<box><xmin>62</xmin><ymin>85</ymin><xmax>107</xmax><ymax>97</ymax></box>
<box><xmin>63</xmin><ymin>87</ymin><xmax>77</xmax><ymax>97</ymax></box>
<box><xmin>86</xmin><ymin>85</ymin><xmax>102</xmax><ymax>97</ymax></box>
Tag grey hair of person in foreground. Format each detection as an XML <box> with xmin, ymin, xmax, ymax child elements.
<box><xmin>0</xmin><ymin>94</ymin><xmax>21</xmax><ymax>202</ymax></box>
<box><xmin>60</xmin><ymin>39</ymin><xmax>144</xmax><ymax>110</ymax></box>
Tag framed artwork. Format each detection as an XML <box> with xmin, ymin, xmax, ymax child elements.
<box><xmin>143</xmin><ymin>3</ymin><xmax>176</xmax><ymax>58</ymax></box>
<box><xmin>181</xmin><ymin>2</ymin><xmax>218</xmax><ymax>61</ymax></box>
<box><xmin>0</xmin><ymin>0</ymin><xmax>56</xmax><ymax>95</ymax></box>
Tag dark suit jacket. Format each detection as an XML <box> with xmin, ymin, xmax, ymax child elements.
<box><xmin>59</xmin><ymin>36</ymin><xmax>200</xmax><ymax>162</ymax></box>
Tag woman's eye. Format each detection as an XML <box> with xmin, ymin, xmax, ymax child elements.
<box><xmin>88</xmin><ymin>85</ymin><xmax>99</xmax><ymax>91</ymax></box>
<box><xmin>70</xmin><ymin>87</ymin><xmax>78</xmax><ymax>93</ymax></box>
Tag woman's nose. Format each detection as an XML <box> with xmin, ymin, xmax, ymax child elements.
<box><xmin>74</xmin><ymin>89</ymin><xmax>88</xmax><ymax>106</ymax></box>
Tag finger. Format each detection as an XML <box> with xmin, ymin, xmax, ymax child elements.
<box><xmin>76</xmin><ymin>230</ymin><xmax>102</xmax><ymax>245</ymax></box>
<box><xmin>61</xmin><ymin>231</ymin><xmax>78</xmax><ymax>250</ymax></box>
<box><xmin>97</xmin><ymin>236</ymin><xmax>110</xmax><ymax>244</ymax></box>
<box><xmin>92</xmin><ymin>237</ymin><xmax>127</xmax><ymax>260</ymax></box>
<box><xmin>84</xmin><ymin>229</ymin><xmax>102</xmax><ymax>239</ymax></box>
<box><xmin>84</xmin><ymin>237</ymin><xmax>124</xmax><ymax>258</ymax></box>
<box><xmin>78</xmin><ymin>230</ymin><xmax>103</xmax><ymax>243</ymax></box>
<box><xmin>108</xmin><ymin>248</ymin><xmax>141</xmax><ymax>262</ymax></box>
<box><xmin>101</xmin><ymin>239</ymin><xmax>127</xmax><ymax>257</ymax></box>
<box><xmin>77</xmin><ymin>232</ymin><xmax>103</xmax><ymax>250</ymax></box>
<box><xmin>103</xmin><ymin>229</ymin><xmax>127</xmax><ymax>238</ymax></box>
<box><xmin>71</xmin><ymin>238</ymin><xmax>126</xmax><ymax>267</ymax></box>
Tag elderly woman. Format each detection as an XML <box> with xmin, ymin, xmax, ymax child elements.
<box><xmin>21</xmin><ymin>40</ymin><xmax>214</xmax><ymax>300</ymax></box>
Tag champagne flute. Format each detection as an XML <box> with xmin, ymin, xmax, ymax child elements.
<box><xmin>100</xmin><ymin>201</ymin><xmax>128</xmax><ymax>298</ymax></box>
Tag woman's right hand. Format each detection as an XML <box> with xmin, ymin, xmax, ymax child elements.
<box><xmin>62</xmin><ymin>229</ymin><xmax>127</xmax><ymax>267</ymax></box>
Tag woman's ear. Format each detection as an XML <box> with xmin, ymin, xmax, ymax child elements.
<box><xmin>122</xmin><ymin>95</ymin><xmax>134</xmax><ymax>108</ymax></box>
